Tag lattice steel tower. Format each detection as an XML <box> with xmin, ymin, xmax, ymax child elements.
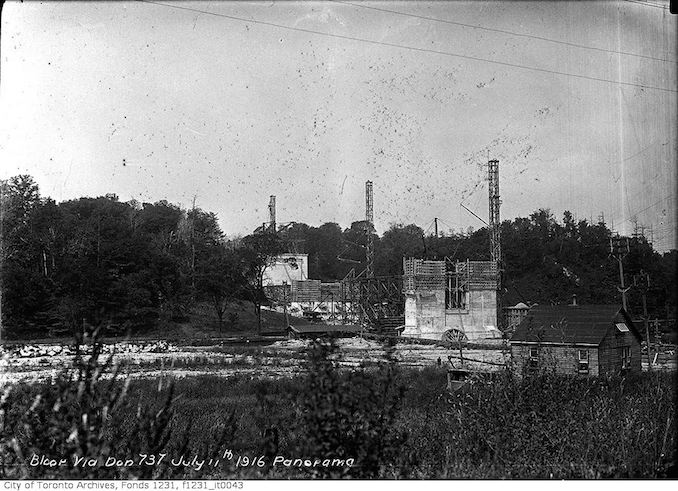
<box><xmin>488</xmin><ymin>160</ymin><xmax>501</xmax><ymax>278</ymax></box>
<box><xmin>268</xmin><ymin>195</ymin><xmax>276</xmax><ymax>233</ymax></box>
<box><xmin>365</xmin><ymin>180</ymin><xmax>374</xmax><ymax>278</ymax></box>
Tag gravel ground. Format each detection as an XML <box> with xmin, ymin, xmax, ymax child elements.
<box><xmin>3</xmin><ymin>338</ymin><xmax>671</xmax><ymax>386</ymax></box>
<box><xmin>0</xmin><ymin>337</ymin><xmax>509</xmax><ymax>385</ymax></box>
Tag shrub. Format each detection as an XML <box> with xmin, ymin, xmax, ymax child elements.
<box><xmin>291</xmin><ymin>339</ymin><xmax>408</xmax><ymax>478</ymax></box>
<box><xmin>0</xmin><ymin>333</ymin><xmax>182</xmax><ymax>479</ymax></box>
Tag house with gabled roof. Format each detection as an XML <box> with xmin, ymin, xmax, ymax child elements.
<box><xmin>510</xmin><ymin>304</ymin><xmax>643</xmax><ymax>376</ymax></box>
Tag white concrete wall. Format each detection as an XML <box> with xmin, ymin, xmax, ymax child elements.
<box><xmin>403</xmin><ymin>288</ymin><xmax>500</xmax><ymax>341</ymax></box>
<box><xmin>263</xmin><ymin>254</ymin><xmax>308</xmax><ymax>286</ymax></box>
<box><xmin>402</xmin><ymin>290</ymin><xmax>446</xmax><ymax>340</ymax></box>
<box><xmin>446</xmin><ymin>289</ymin><xmax>500</xmax><ymax>340</ymax></box>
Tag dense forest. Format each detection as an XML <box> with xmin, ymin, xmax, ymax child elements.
<box><xmin>1</xmin><ymin>175</ymin><xmax>675</xmax><ymax>339</ymax></box>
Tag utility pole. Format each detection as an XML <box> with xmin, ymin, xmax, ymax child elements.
<box><xmin>631</xmin><ymin>216</ymin><xmax>639</xmax><ymax>239</ymax></box>
<box><xmin>282</xmin><ymin>281</ymin><xmax>289</xmax><ymax>331</ymax></box>
<box><xmin>434</xmin><ymin>217</ymin><xmax>438</xmax><ymax>238</ymax></box>
<box><xmin>365</xmin><ymin>180</ymin><xmax>374</xmax><ymax>279</ymax></box>
<box><xmin>268</xmin><ymin>195</ymin><xmax>276</xmax><ymax>233</ymax></box>
<box><xmin>597</xmin><ymin>211</ymin><xmax>606</xmax><ymax>227</ymax></box>
<box><xmin>610</xmin><ymin>234</ymin><xmax>630</xmax><ymax>310</ymax></box>
<box><xmin>633</xmin><ymin>270</ymin><xmax>653</xmax><ymax>370</ymax></box>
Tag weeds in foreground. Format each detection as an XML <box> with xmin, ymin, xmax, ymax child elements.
<box><xmin>292</xmin><ymin>339</ymin><xmax>408</xmax><ymax>478</ymax></box>
<box><xmin>0</xmin><ymin>329</ymin><xmax>235</xmax><ymax>479</ymax></box>
<box><xmin>0</xmin><ymin>335</ymin><xmax>675</xmax><ymax>479</ymax></box>
<box><xmin>439</xmin><ymin>370</ymin><xmax>676</xmax><ymax>478</ymax></box>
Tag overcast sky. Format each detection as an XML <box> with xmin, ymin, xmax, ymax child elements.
<box><xmin>1</xmin><ymin>0</ymin><xmax>676</xmax><ymax>250</ymax></box>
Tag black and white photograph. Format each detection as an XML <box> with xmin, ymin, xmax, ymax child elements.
<box><xmin>0</xmin><ymin>0</ymin><xmax>676</xmax><ymax>481</ymax></box>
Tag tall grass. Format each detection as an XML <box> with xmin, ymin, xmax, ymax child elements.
<box><xmin>440</xmin><ymin>370</ymin><xmax>676</xmax><ymax>478</ymax></box>
<box><xmin>0</xmin><ymin>338</ymin><xmax>675</xmax><ymax>479</ymax></box>
<box><xmin>0</xmin><ymin>338</ymin><xmax>234</xmax><ymax>479</ymax></box>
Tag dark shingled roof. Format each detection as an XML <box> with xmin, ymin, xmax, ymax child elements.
<box><xmin>510</xmin><ymin>304</ymin><xmax>641</xmax><ymax>345</ymax></box>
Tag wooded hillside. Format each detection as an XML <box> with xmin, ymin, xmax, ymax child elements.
<box><xmin>1</xmin><ymin>175</ymin><xmax>675</xmax><ymax>338</ymax></box>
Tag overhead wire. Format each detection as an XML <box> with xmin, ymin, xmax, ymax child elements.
<box><xmin>137</xmin><ymin>0</ymin><xmax>676</xmax><ymax>248</ymax></box>
<box><xmin>331</xmin><ymin>0</ymin><xmax>675</xmax><ymax>63</ymax></box>
<box><xmin>626</xmin><ymin>194</ymin><xmax>674</xmax><ymax>217</ymax></box>
<box><xmin>437</xmin><ymin>218</ymin><xmax>459</xmax><ymax>235</ymax></box>
<box><xmin>137</xmin><ymin>0</ymin><xmax>677</xmax><ymax>93</ymax></box>
<box><xmin>422</xmin><ymin>218</ymin><xmax>435</xmax><ymax>236</ymax></box>
<box><xmin>598</xmin><ymin>194</ymin><xmax>674</xmax><ymax>240</ymax></box>
<box><xmin>623</xmin><ymin>0</ymin><xmax>670</xmax><ymax>10</ymax></box>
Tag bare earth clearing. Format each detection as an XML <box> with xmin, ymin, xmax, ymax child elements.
<box><xmin>0</xmin><ymin>337</ymin><xmax>509</xmax><ymax>385</ymax></box>
<box><xmin>2</xmin><ymin>336</ymin><xmax>674</xmax><ymax>386</ymax></box>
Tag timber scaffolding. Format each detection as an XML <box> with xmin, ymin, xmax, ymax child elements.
<box><xmin>453</xmin><ymin>260</ymin><xmax>499</xmax><ymax>290</ymax></box>
<box><xmin>264</xmin><ymin>270</ymin><xmax>405</xmax><ymax>331</ymax></box>
<box><xmin>403</xmin><ymin>258</ymin><xmax>498</xmax><ymax>293</ymax></box>
<box><xmin>335</xmin><ymin>258</ymin><xmax>498</xmax><ymax>332</ymax></box>
<box><xmin>267</xmin><ymin>260</ymin><xmax>499</xmax><ymax>332</ymax></box>
<box><xmin>339</xmin><ymin>269</ymin><xmax>405</xmax><ymax>331</ymax></box>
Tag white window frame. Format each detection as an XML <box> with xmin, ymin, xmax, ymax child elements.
<box><xmin>578</xmin><ymin>349</ymin><xmax>589</xmax><ymax>374</ymax></box>
<box><xmin>616</xmin><ymin>322</ymin><xmax>629</xmax><ymax>333</ymax></box>
<box><xmin>528</xmin><ymin>347</ymin><xmax>539</xmax><ymax>368</ymax></box>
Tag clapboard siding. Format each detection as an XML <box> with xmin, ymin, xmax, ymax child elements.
<box><xmin>598</xmin><ymin>327</ymin><xmax>642</xmax><ymax>376</ymax></box>
<box><xmin>511</xmin><ymin>332</ymin><xmax>640</xmax><ymax>377</ymax></box>
<box><xmin>511</xmin><ymin>344</ymin><xmax>599</xmax><ymax>376</ymax></box>
<box><xmin>510</xmin><ymin>304</ymin><xmax>643</xmax><ymax>377</ymax></box>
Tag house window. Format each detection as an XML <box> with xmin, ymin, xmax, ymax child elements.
<box><xmin>615</xmin><ymin>322</ymin><xmax>629</xmax><ymax>333</ymax></box>
<box><xmin>446</xmin><ymin>274</ymin><xmax>467</xmax><ymax>310</ymax></box>
<box><xmin>621</xmin><ymin>346</ymin><xmax>631</xmax><ymax>370</ymax></box>
<box><xmin>529</xmin><ymin>347</ymin><xmax>539</xmax><ymax>368</ymax></box>
<box><xmin>578</xmin><ymin>349</ymin><xmax>589</xmax><ymax>374</ymax></box>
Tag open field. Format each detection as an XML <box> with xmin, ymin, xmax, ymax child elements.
<box><xmin>1</xmin><ymin>350</ymin><xmax>675</xmax><ymax>479</ymax></box>
<box><xmin>2</xmin><ymin>320</ymin><xmax>676</xmax><ymax>479</ymax></box>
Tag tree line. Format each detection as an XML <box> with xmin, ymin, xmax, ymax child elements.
<box><xmin>1</xmin><ymin>175</ymin><xmax>675</xmax><ymax>339</ymax></box>
<box><xmin>0</xmin><ymin>175</ymin><xmax>286</xmax><ymax>338</ymax></box>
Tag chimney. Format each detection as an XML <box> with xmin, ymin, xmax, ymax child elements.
<box><xmin>571</xmin><ymin>294</ymin><xmax>578</xmax><ymax>306</ymax></box>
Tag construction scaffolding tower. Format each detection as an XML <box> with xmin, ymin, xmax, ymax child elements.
<box><xmin>339</xmin><ymin>268</ymin><xmax>404</xmax><ymax>331</ymax></box>
<box><xmin>488</xmin><ymin>160</ymin><xmax>501</xmax><ymax>270</ymax></box>
<box><xmin>268</xmin><ymin>195</ymin><xmax>276</xmax><ymax>233</ymax></box>
<box><xmin>488</xmin><ymin>160</ymin><xmax>502</xmax><ymax>331</ymax></box>
<box><xmin>365</xmin><ymin>180</ymin><xmax>374</xmax><ymax>279</ymax></box>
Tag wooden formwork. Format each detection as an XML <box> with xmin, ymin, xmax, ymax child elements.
<box><xmin>403</xmin><ymin>258</ymin><xmax>446</xmax><ymax>291</ymax></box>
<box><xmin>456</xmin><ymin>260</ymin><xmax>498</xmax><ymax>290</ymax></box>
<box><xmin>291</xmin><ymin>279</ymin><xmax>321</xmax><ymax>302</ymax></box>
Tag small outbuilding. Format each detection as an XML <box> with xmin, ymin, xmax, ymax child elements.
<box><xmin>510</xmin><ymin>304</ymin><xmax>642</xmax><ymax>376</ymax></box>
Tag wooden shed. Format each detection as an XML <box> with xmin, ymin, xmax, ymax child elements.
<box><xmin>510</xmin><ymin>304</ymin><xmax>642</xmax><ymax>376</ymax></box>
